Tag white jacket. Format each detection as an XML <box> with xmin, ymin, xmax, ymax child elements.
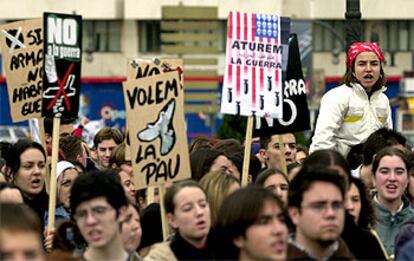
<box><xmin>309</xmin><ymin>83</ymin><xmax>392</xmax><ymax>156</ymax></box>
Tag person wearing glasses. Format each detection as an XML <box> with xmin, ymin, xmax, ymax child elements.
<box><xmin>287</xmin><ymin>166</ymin><xmax>354</xmax><ymax>260</ymax></box>
<box><xmin>259</xmin><ymin>133</ymin><xmax>297</xmax><ymax>171</ymax></box>
<box><xmin>70</xmin><ymin>169</ymin><xmax>140</xmax><ymax>261</ymax></box>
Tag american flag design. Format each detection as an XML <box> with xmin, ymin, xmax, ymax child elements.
<box><xmin>220</xmin><ymin>11</ymin><xmax>283</xmax><ymax>118</ymax></box>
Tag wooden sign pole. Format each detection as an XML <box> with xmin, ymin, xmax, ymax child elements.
<box><xmin>278</xmin><ymin>135</ymin><xmax>288</xmax><ymax>175</ymax></box>
<box><xmin>241</xmin><ymin>116</ymin><xmax>254</xmax><ymax>187</ymax></box>
<box><xmin>47</xmin><ymin>117</ymin><xmax>60</xmax><ymax>231</ymax></box>
<box><xmin>147</xmin><ymin>186</ymin><xmax>155</xmax><ymax>206</ymax></box>
<box><xmin>158</xmin><ymin>184</ymin><xmax>169</xmax><ymax>241</ymax></box>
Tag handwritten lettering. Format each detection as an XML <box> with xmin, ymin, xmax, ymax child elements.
<box><xmin>9</xmin><ymin>49</ymin><xmax>42</xmax><ymax>70</ymax></box>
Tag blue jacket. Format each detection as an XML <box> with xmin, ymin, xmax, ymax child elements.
<box><xmin>373</xmin><ymin>195</ymin><xmax>414</xmax><ymax>257</ymax></box>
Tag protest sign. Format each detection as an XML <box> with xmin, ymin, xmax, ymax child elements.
<box><xmin>0</xmin><ymin>19</ymin><xmax>43</xmax><ymax>122</ymax></box>
<box><xmin>221</xmin><ymin>12</ymin><xmax>288</xmax><ymax>118</ymax></box>
<box><xmin>42</xmin><ymin>12</ymin><xmax>82</xmax><ymax>118</ymax></box>
<box><xmin>123</xmin><ymin>71</ymin><xmax>190</xmax><ymax>190</ymax></box>
<box><xmin>253</xmin><ymin>33</ymin><xmax>311</xmax><ymax>136</ymax></box>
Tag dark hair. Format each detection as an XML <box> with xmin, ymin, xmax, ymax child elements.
<box><xmin>213</xmin><ymin>138</ymin><xmax>243</xmax><ymax>157</ymax></box>
<box><xmin>164</xmin><ymin>180</ymin><xmax>206</xmax><ymax>214</ymax></box>
<box><xmin>296</xmin><ymin>144</ymin><xmax>308</xmax><ymax>155</ymax></box>
<box><xmin>347</xmin><ymin>143</ymin><xmax>364</xmax><ymax>170</ymax></box>
<box><xmin>190</xmin><ymin>148</ymin><xmax>226</xmax><ymax>181</ymax></box>
<box><xmin>189</xmin><ymin>136</ymin><xmax>213</xmax><ymax>153</ymax></box>
<box><xmin>348</xmin><ymin>176</ymin><xmax>376</xmax><ymax>228</ymax></box>
<box><xmin>59</xmin><ymin>135</ymin><xmax>83</xmax><ymax>162</ymax></box>
<box><xmin>288</xmin><ymin>166</ymin><xmax>347</xmax><ymax>208</ymax></box>
<box><xmin>342</xmin><ymin>62</ymin><xmax>386</xmax><ymax>93</ymax></box>
<box><xmin>260</xmin><ymin>135</ymin><xmax>272</xmax><ymax>150</ymax></box>
<box><xmin>0</xmin><ymin>203</ymin><xmax>42</xmax><ymax>236</ymax></box>
<box><xmin>44</xmin><ymin>117</ymin><xmax>76</xmax><ymax>136</ymax></box>
<box><xmin>302</xmin><ymin>149</ymin><xmax>351</xmax><ymax>183</ymax></box>
<box><xmin>70</xmin><ymin>169</ymin><xmax>128</xmax><ymax>215</ymax></box>
<box><xmin>215</xmin><ymin>187</ymin><xmax>285</xmax><ymax>260</ymax></box>
<box><xmin>93</xmin><ymin>127</ymin><xmax>123</xmax><ymax>148</ymax></box>
<box><xmin>0</xmin><ymin>182</ymin><xmax>21</xmax><ymax>192</ymax></box>
<box><xmin>372</xmin><ymin>147</ymin><xmax>409</xmax><ymax>176</ymax></box>
<box><xmin>5</xmin><ymin>139</ymin><xmax>46</xmax><ymax>175</ymax></box>
<box><xmin>256</xmin><ymin>168</ymin><xmax>289</xmax><ymax>187</ymax></box>
<box><xmin>363</xmin><ymin>128</ymin><xmax>407</xmax><ymax>165</ymax></box>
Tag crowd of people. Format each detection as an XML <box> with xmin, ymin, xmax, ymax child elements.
<box><xmin>1</xmin><ymin>41</ymin><xmax>414</xmax><ymax>261</ymax></box>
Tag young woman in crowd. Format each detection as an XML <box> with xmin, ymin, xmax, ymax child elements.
<box><xmin>121</xmin><ymin>203</ymin><xmax>142</xmax><ymax>260</ymax></box>
<box><xmin>371</xmin><ymin>147</ymin><xmax>414</xmax><ymax>258</ymax></box>
<box><xmin>345</xmin><ymin>176</ymin><xmax>377</xmax><ymax>229</ymax></box>
<box><xmin>310</xmin><ymin>42</ymin><xmax>392</xmax><ymax>156</ymax></box>
<box><xmin>144</xmin><ymin>180</ymin><xmax>213</xmax><ymax>260</ymax></box>
<box><xmin>255</xmin><ymin>168</ymin><xmax>289</xmax><ymax>206</ymax></box>
<box><xmin>199</xmin><ymin>171</ymin><xmax>240</xmax><ymax>226</ymax></box>
<box><xmin>5</xmin><ymin>139</ymin><xmax>48</xmax><ymax>225</ymax></box>
<box><xmin>44</xmin><ymin>161</ymin><xmax>79</xmax><ymax>227</ymax></box>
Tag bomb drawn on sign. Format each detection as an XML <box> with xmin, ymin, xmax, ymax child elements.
<box><xmin>138</xmin><ymin>99</ymin><xmax>176</xmax><ymax>156</ymax></box>
<box><xmin>227</xmin><ymin>88</ymin><xmax>233</xmax><ymax>103</ymax></box>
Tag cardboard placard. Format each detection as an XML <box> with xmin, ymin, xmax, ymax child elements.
<box><xmin>0</xmin><ymin>19</ymin><xmax>43</xmax><ymax>122</ymax></box>
<box><xmin>123</xmin><ymin>71</ymin><xmax>190</xmax><ymax>189</ymax></box>
<box><xmin>254</xmin><ymin>34</ymin><xmax>311</xmax><ymax>136</ymax></box>
<box><xmin>125</xmin><ymin>58</ymin><xmax>183</xmax><ymax>161</ymax></box>
<box><xmin>221</xmin><ymin>12</ymin><xmax>287</xmax><ymax>118</ymax></box>
<box><xmin>42</xmin><ymin>12</ymin><xmax>82</xmax><ymax>118</ymax></box>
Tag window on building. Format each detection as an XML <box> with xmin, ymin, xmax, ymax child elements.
<box><xmin>138</xmin><ymin>21</ymin><xmax>161</xmax><ymax>53</ymax></box>
<box><xmin>83</xmin><ymin>20</ymin><xmax>121</xmax><ymax>52</ymax></box>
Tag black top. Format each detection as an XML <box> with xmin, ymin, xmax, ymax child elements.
<box><xmin>170</xmin><ymin>233</ymin><xmax>213</xmax><ymax>260</ymax></box>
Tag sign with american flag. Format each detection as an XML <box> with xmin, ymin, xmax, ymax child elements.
<box><xmin>220</xmin><ymin>11</ymin><xmax>289</xmax><ymax>118</ymax></box>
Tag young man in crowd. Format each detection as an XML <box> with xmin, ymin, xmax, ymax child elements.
<box><xmin>259</xmin><ymin>133</ymin><xmax>297</xmax><ymax>170</ymax></box>
<box><xmin>70</xmin><ymin>169</ymin><xmax>138</xmax><ymax>261</ymax></box>
<box><xmin>0</xmin><ymin>203</ymin><xmax>45</xmax><ymax>261</ymax></box>
<box><xmin>287</xmin><ymin>166</ymin><xmax>354</xmax><ymax>260</ymax></box>
<box><xmin>93</xmin><ymin>127</ymin><xmax>123</xmax><ymax>170</ymax></box>
<box><xmin>216</xmin><ymin>186</ymin><xmax>288</xmax><ymax>260</ymax></box>
<box><xmin>59</xmin><ymin>135</ymin><xmax>88</xmax><ymax>170</ymax></box>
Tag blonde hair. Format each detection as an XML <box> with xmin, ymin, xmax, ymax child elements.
<box><xmin>199</xmin><ymin>171</ymin><xmax>240</xmax><ymax>226</ymax></box>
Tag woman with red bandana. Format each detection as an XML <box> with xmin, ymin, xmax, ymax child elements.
<box><xmin>310</xmin><ymin>42</ymin><xmax>392</xmax><ymax>156</ymax></box>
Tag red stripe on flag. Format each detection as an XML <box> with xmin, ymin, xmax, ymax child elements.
<box><xmin>228</xmin><ymin>12</ymin><xmax>233</xmax><ymax>38</ymax></box>
<box><xmin>236</xmin><ymin>12</ymin><xmax>241</xmax><ymax>96</ymax></box>
<box><xmin>251</xmin><ymin>13</ymin><xmax>256</xmax><ymax>107</ymax></box>
<box><xmin>227</xmin><ymin>12</ymin><xmax>233</xmax><ymax>84</ymax></box>
<box><xmin>243</xmin><ymin>13</ymin><xmax>248</xmax><ymax>75</ymax></box>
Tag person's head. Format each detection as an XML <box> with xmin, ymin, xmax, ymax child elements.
<box><xmin>120</xmin><ymin>204</ymin><xmax>141</xmax><ymax>254</ymax></box>
<box><xmin>256</xmin><ymin>168</ymin><xmax>289</xmax><ymax>205</ymax></box>
<box><xmin>0</xmin><ymin>182</ymin><xmax>23</xmax><ymax>203</ymax></box>
<box><xmin>188</xmin><ymin>136</ymin><xmax>213</xmax><ymax>153</ymax></box>
<box><xmin>295</xmin><ymin>144</ymin><xmax>308</xmax><ymax>164</ymax></box>
<box><xmin>216</xmin><ymin>186</ymin><xmax>288</xmax><ymax>260</ymax></box>
<box><xmin>164</xmin><ymin>180</ymin><xmax>210</xmax><ymax>247</ymax></box>
<box><xmin>93</xmin><ymin>127</ymin><xmax>123</xmax><ymax>169</ymax></box>
<box><xmin>110</xmin><ymin>143</ymin><xmax>133</xmax><ymax>175</ymax></box>
<box><xmin>6</xmin><ymin>139</ymin><xmax>46</xmax><ymax>199</ymax></box>
<box><xmin>345</xmin><ymin>176</ymin><xmax>376</xmax><ymax>229</ymax></box>
<box><xmin>70</xmin><ymin>170</ymin><xmax>128</xmax><ymax>249</ymax></box>
<box><xmin>56</xmin><ymin>161</ymin><xmax>79</xmax><ymax>210</ymax></box>
<box><xmin>44</xmin><ymin>117</ymin><xmax>76</xmax><ymax>144</ymax></box>
<box><xmin>190</xmin><ymin>148</ymin><xmax>232</xmax><ymax>181</ymax></box>
<box><xmin>372</xmin><ymin>147</ymin><xmax>409</xmax><ymax>208</ymax></box>
<box><xmin>288</xmin><ymin>167</ymin><xmax>346</xmax><ymax>248</ymax></box>
<box><xmin>59</xmin><ymin>135</ymin><xmax>87</xmax><ymax>168</ymax></box>
<box><xmin>259</xmin><ymin>133</ymin><xmax>297</xmax><ymax>169</ymax></box>
<box><xmin>213</xmin><ymin>138</ymin><xmax>243</xmax><ymax>157</ymax></box>
<box><xmin>302</xmin><ymin>149</ymin><xmax>351</xmax><ymax>186</ymax></box>
<box><xmin>0</xmin><ymin>203</ymin><xmax>45</xmax><ymax>261</ymax></box>
<box><xmin>363</xmin><ymin>128</ymin><xmax>407</xmax><ymax>166</ymax></box>
<box><xmin>199</xmin><ymin>171</ymin><xmax>240</xmax><ymax>226</ymax></box>
<box><xmin>114</xmin><ymin>168</ymin><xmax>136</xmax><ymax>205</ymax></box>
<box><xmin>344</xmin><ymin>42</ymin><xmax>386</xmax><ymax>93</ymax></box>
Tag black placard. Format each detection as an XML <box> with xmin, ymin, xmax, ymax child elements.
<box><xmin>42</xmin><ymin>12</ymin><xmax>82</xmax><ymax>118</ymax></box>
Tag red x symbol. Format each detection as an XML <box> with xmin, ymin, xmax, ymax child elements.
<box><xmin>46</xmin><ymin>63</ymin><xmax>74</xmax><ymax>111</ymax></box>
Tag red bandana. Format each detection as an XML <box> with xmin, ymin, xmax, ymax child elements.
<box><xmin>346</xmin><ymin>42</ymin><xmax>385</xmax><ymax>68</ymax></box>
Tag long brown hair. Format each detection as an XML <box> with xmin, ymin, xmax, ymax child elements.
<box><xmin>342</xmin><ymin>63</ymin><xmax>386</xmax><ymax>93</ymax></box>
